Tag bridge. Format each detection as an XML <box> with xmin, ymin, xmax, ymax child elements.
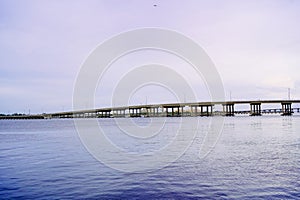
<box><xmin>1</xmin><ymin>100</ymin><xmax>300</xmax><ymax>120</ymax></box>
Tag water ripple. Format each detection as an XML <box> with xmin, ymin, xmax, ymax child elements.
<box><xmin>0</xmin><ymin>117</ymin><xmax>299</xmax><ymax>199</ymax></box>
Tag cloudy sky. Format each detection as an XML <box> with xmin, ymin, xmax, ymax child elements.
<box><xmin>1</xmin><ymin>0</ymin><xmax>300</xmax><ymax>114</ymax></box>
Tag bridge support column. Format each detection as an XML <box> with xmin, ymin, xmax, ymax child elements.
<box><xmin>129</xmin><ymin>108</ymin><xmax>134</xmax><ymax>117</ymax></box>
<box><xmin>176</xmin><ymin>107</ymin><xmax>180</xmax><ymax>117</ymax></box>
<box><xmin>121</xmin><ymin>109</ymin><xmax>125</xmax><ymax>117</ymax></box>
<box><xmin>223</xmin><ymin>103</ymin><xmax>234</xmax><ymax>116</ymax></box>
<box><xmin>281</xmin><ymin>102</ymin><xmax>292</xmax><ymax>116</ymax></box>
<box><xmin>137</xmin><ymin>108</ymin><xmax>141</xmax><ymax>117</ymax></box>
<box><xmin>129</xmin><ymin>108</ymin><xmax>141</xmax><ymax>117</ymax></box>
<box><xmin>190</xmin><ymin>105</ymin><xmax>213</xmax><ymax>116</ymax></box>
<box><xmin>106</xmin><ymin>111</ymin><xmax>111</xmax><ymax>118</ymax></box>
<box><xmin>113</xmin><ymin>109</ymin><xmax>126</xmax><ymax>118</ymax></box>
<box><xmin>198</xmin><ymin>105</ymin><xmax>213</xmax><ymax>116</ymax></box>
<box><xmin>145</xmin><ymin>108</ymin><xmax>150</xmax><ymax>117</ymax></box>
<box><xmin>156</xmin><ymin>107</ymin><xmax>160</xmax><ymax>117</ymax></box>
<box><xmin>178</xmin><ymin>106</ymin><xmax>181</xmax><ymax>117</ymax></box>
<box><xmin>148</xmin><ymin>107</ymin><xmax>159</xmax><ymax>117</ymax></box>
<box><xmin>98</xmin><ymin>110</ymin><xmax>111</xmax><ymax>118</ymax></box>
<box><xmin>165</xmin><ymin>106</ymin><xmax>180</xmax><ymax>117</ymax></box>
<box><xmin>250</xmin><ymin>103</ymin><xmax>261</xmax><ymax>116</ymax></box>
<box><xmin>88</xmin><ymin>112</ymin><xmax>96</xmax><ymax>118</ymax></box>
<box><xmin>190</xmin><ymin>105</ymin><xmax>197</xmax><ymax>116</ymax></box>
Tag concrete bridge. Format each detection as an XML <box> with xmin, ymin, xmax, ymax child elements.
<box><xmin>2</xmin><ymin>100</ymin><xmax>299</xmax><ymax>120</ymax></box>
<box><xmin>0</xmin><ymin>100</ymin><xmax>300</xmax><ymax>119</ymax></box>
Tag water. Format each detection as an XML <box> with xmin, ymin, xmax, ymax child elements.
<box><xmin>0</xmin><ymin>116</ymin><xmax>299</xmax><ymax>199</ymax></box>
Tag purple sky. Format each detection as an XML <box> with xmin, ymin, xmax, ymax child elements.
<box><xmin>1</xmin><ymin>0</ymin><xmax>300</xmax><ymax>114</ymax></box>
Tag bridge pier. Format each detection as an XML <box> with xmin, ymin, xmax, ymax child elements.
<box><xmin>87</xmin><ymin>112</ymin><xmax>96</xmax><ymax>118</ymax></box>
<box><xmin>204</xmin><ymin>105</ymin><xmax>213</xmax><ymax>116</ymax></box>
<box><xmin>129</xmin><ymin>108</ymin><xmax>141</xmax><ymax>117</ymax></box>
<box><xmin>190</xmin><ymin>105</ymin><xmax>198</xmax><ymax>116</ymax></box>
<box><xmin>190</xmin><ymin>105</ymin><xmax>213</xmax><ymax>116</ymax></box>
<box><xmin>250</xmin><ymin>103</ymin><xmax>261</xmax><ymax>116</ymax></box>
<box><xmin>112</xmin><ymin>109</ymin><xmax>126</xmax><ymax>118</ymax></box>
<box><xmin>222</xmin><ymin>103</ymin><xmax>235</xmax><ymax>116</ymax></box>
<box><xmin>97</xmin><ymin>110</ymin><xmax>111</xmax><ymax>118</ymax></box>
<box><xmin>146</xmin><ymin>107</ymin><xmax>160</xmax><ymax>117</ymax></box>
<box><xmin>190</xmin><ymin>105</ymin><xmax>200</xmax><ymax>116</ymax></box>
<box><xmin>164</xmin><ymin>106</ymin><xmax>181</xmax><ymax>117</ymax></box>
<box><xmin>281</xmin><ymin>102</ymin><xmax>292</xmax><ymax>116</ymax></box>
<box><xmin>97</xmin><ymin>112</ymin><xmax>102</xmax><ymax>118</ymax></box>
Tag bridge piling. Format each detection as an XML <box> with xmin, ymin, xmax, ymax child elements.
<box><xmin>164</xmin><ymin>106</ymin><xmax>181</xmax><ymax>117</ymax></box>
<box><xmin>223</xmin><ymin>103</ymin><xmax>235</xmax><ymax>116</ymax></box>
<box><xmin>250</xmin><ymin>103</ymin><xmax>262</xmax><ymax>116</ymax></box>
<box><xmin>190</xmin><ymin>104</ymin><xmax>213</xmax><ymax>117</ymax></box>
<box><xmin>281</xmin><ymin>102</ymin><xmax>292</xmax><ymax>116</ymax></box>
<box><xmin>129</xmin><ymin>108</ymin><xmax>141</xmax><ymax>117</ymax></box>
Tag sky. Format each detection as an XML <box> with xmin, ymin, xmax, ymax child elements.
<box><xmin>1</xmin><ymin>0</ymin><xmax>300</xmax><ymax>114</ymax></box>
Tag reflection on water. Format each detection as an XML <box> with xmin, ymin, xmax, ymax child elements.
<box><xmin>0</xmin><ymin>116</ymin><xmax>299</xmax><ymax>199</ymax></box>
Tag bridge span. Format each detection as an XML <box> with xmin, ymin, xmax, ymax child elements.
<box><xmin>2</xmin><ymin>100</ymin><xmax>299</xmax><ymax>120</ymax></box>
<box><xmin>50</xmin><ymin>100</ymin><xmax>300</xmax><ymax>118</ymax></box>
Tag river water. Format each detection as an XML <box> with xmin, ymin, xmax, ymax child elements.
<box><xmin>0</xmin><ymin>116</ymin><xmax>299</xmax><ymax>199</ymax></box>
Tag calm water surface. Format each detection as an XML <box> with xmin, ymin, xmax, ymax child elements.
<box><xmin>0</xmin><ymin>116</ymin><xmax>299</xmax><ymax>199</ymax></box>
